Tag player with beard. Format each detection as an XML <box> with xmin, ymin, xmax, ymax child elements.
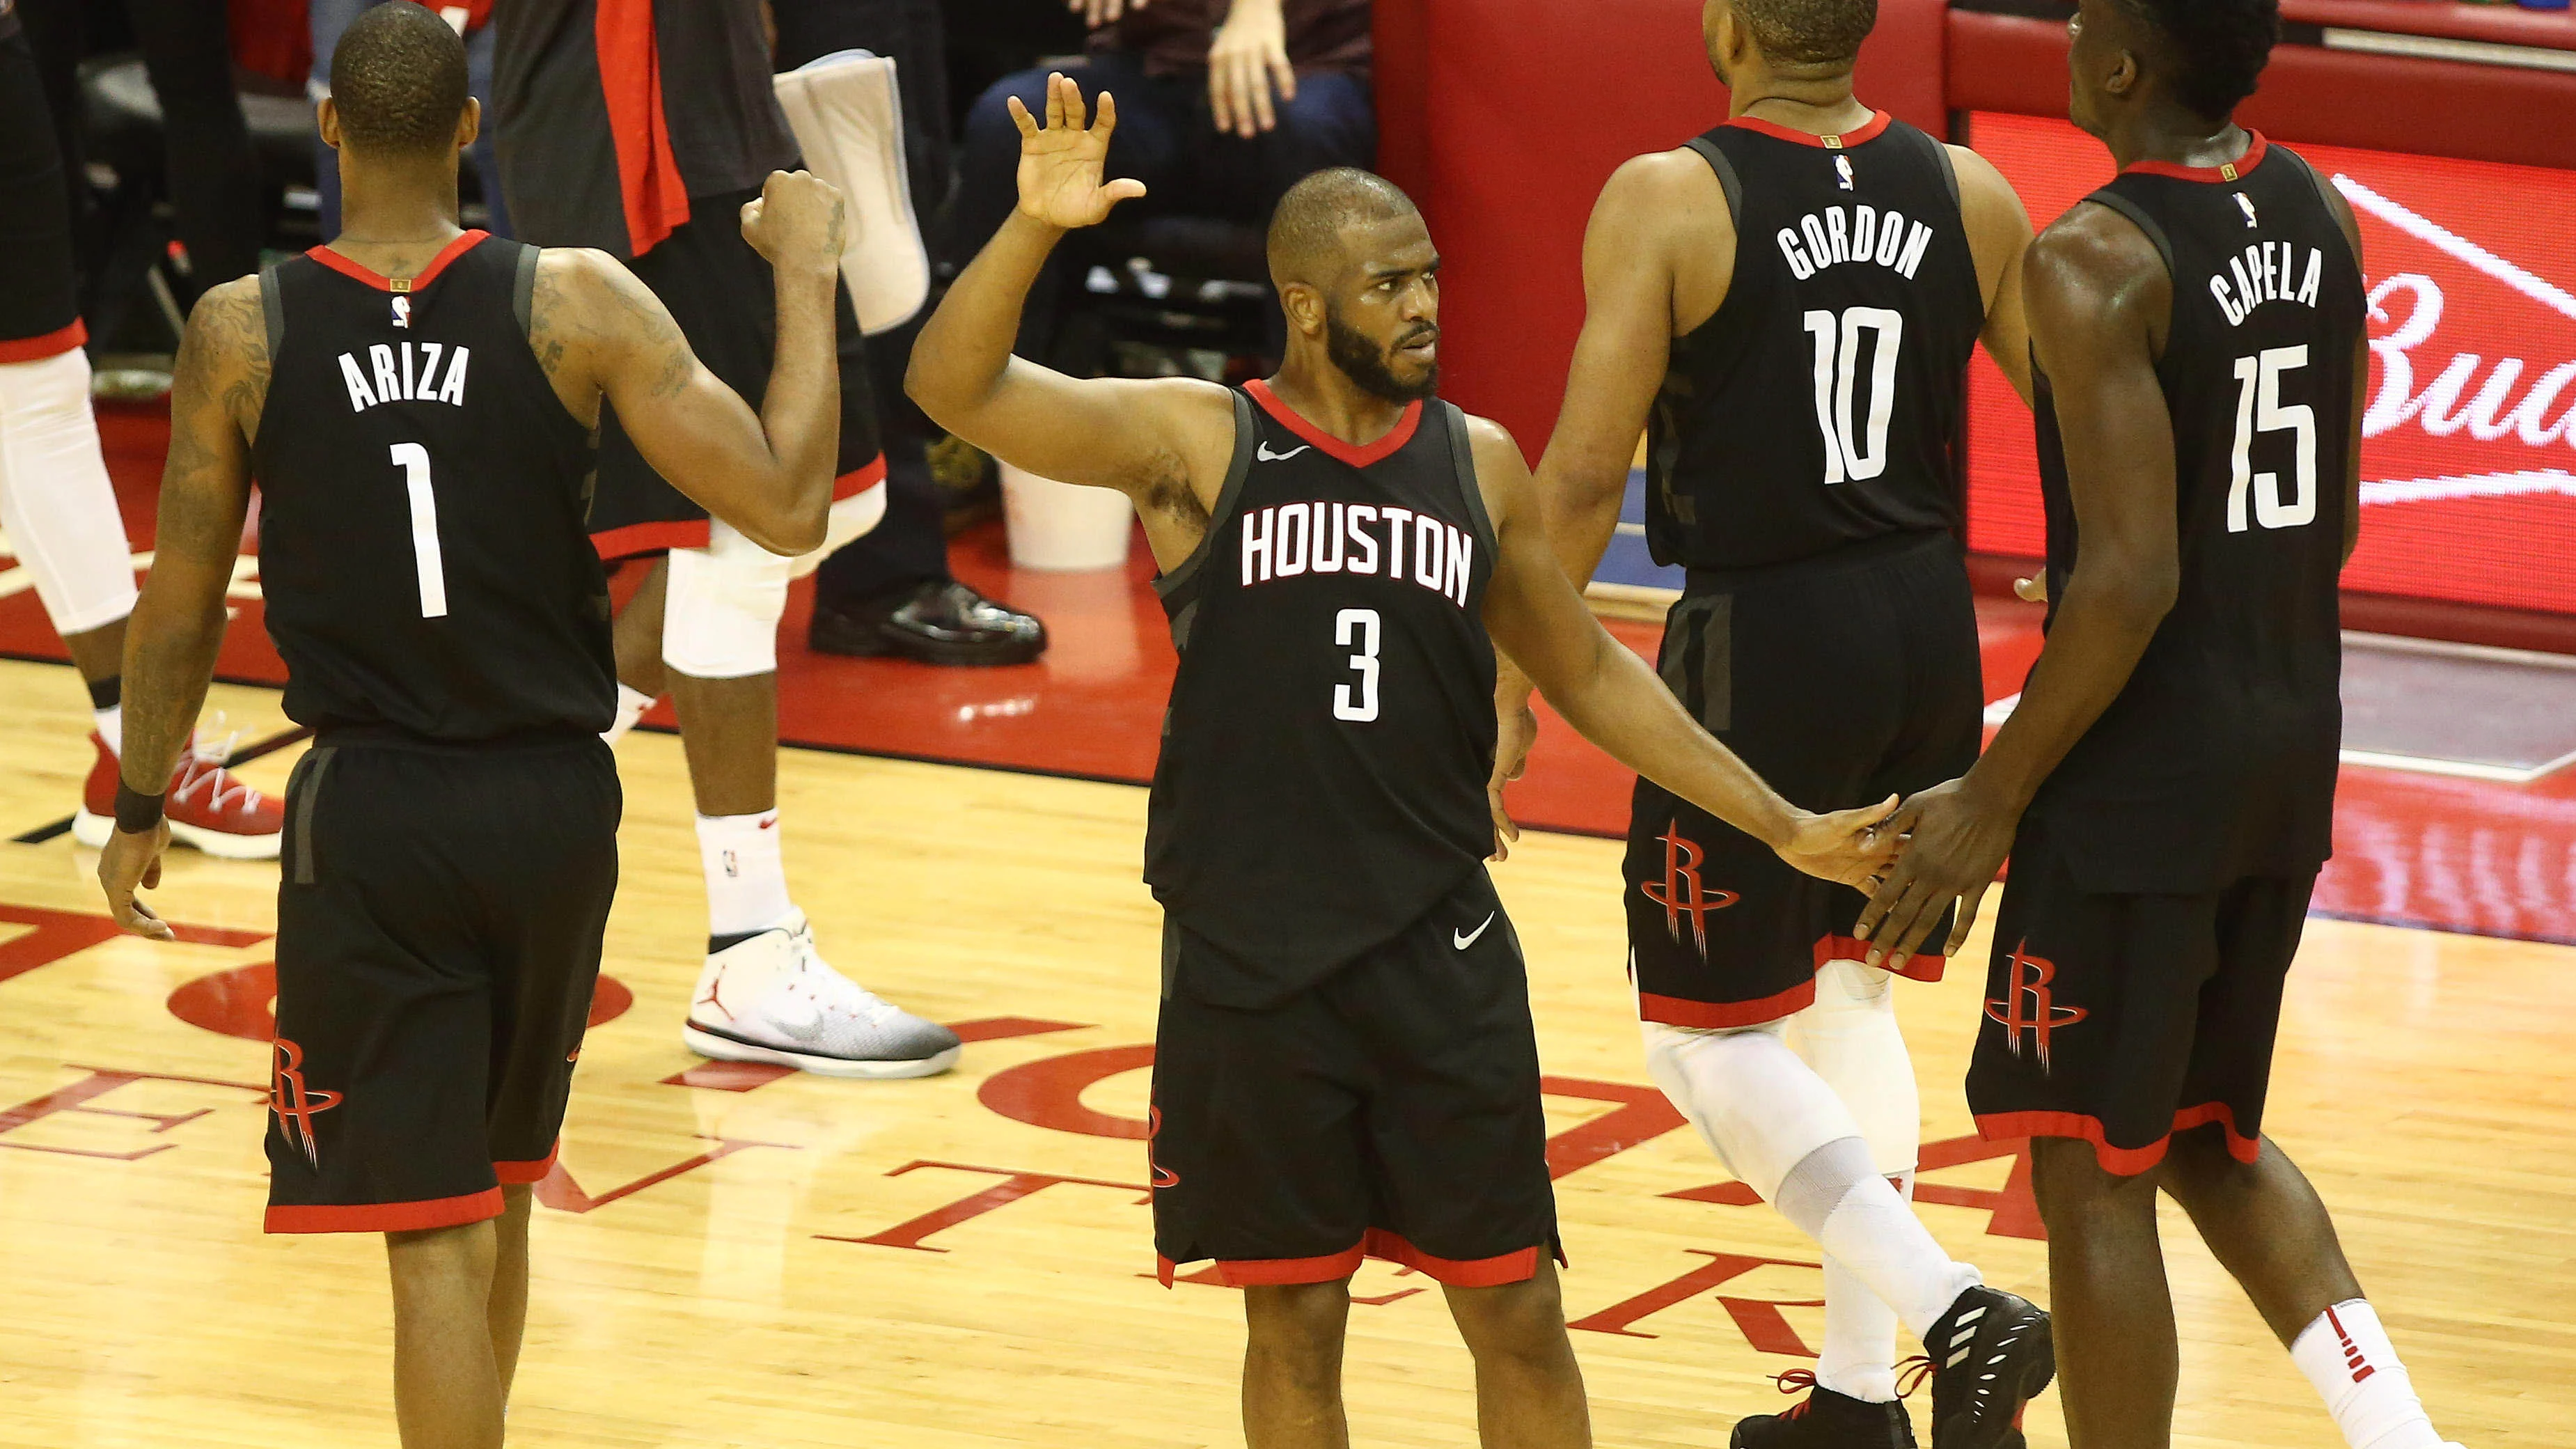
<box><xmin>909</xmin><ymin>75</ymin><xmax>1901</xmax><ymax>1449</ymax></box>
<box><xmin>1858</xmin><ymin>3</ymin><xmax>2465</xmax><ymax>1447</ymax></box>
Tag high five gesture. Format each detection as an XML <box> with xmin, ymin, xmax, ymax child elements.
<box><xmin>1007</xmin><ymin>73</ymin><xmax>1147</xmax><ymax>230</ymax></box>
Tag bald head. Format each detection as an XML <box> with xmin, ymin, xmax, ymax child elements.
<box><xmin>329</xmin><ymin>1</ymin><xmax>470</xmax><ymax>157</ymax></box>
<box><xmin>1266</xmin><ymin>169</ymin><xmax>1420</xmax><ymax>291</ymax></box>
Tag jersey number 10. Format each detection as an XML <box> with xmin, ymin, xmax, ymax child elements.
<box><xmin>2228</xmin><ymin>346</ymin><xmax>2318</xmax><ymax>533</ymax></box>
<box><xmin>388</xmin><ymin>443</ymin><xmax>450</xmax><ymax>618</ymax></box>
<box><xmin>1803</xmin><ymin>308</ymin><xmax>1904</xmax><ymax>487</ymax></box>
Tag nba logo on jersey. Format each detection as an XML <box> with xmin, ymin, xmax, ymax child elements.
<box><xmin>392</xmin><ymin>296</ymin><xmax>412</xmax><ymax>329</ymax></box>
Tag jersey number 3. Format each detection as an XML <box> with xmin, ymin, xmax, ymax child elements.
<box><xmin>388</xmin><ymin>443</ymin><xmax>450</xmax><ymax>618</ymax></box>
<box><xmin>1803</xmin><ymin>308</ymin><xmax>1904</xmax><ymax>486</ymax></box>
<box><xmin>1334</xmin><ymin>608</ymin><xmax>1381</xmax><ymax>723</ymax></box>
<box><xmin>2228</xmin><ymin>346</ymin><xmax>2318</xmax><ymax>533</ymax></box>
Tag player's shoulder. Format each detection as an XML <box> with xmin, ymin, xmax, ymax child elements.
<box><xmin>186</xmin><ymin>274</ymin><xmax>268</xmax><ymax>352</ymax></box>
<box><xmin>1456</xmin><ymin>412</ymin><xmax>1529</xmax><ymax>480</ymax></box>
<box><xmin>1945</xmin><ymin>143</ymin><xmax>2028</xmax><ymax>217</ymax></box>
<box><xmin>1605</xmin><ymin>146</ymin><xmax>1728</xmax><ymax>211</ymax></box>
<box><xmin>2030</xmin><ymin>197</ymin><xmax>2168</xmax><ymax>288</ymax></box>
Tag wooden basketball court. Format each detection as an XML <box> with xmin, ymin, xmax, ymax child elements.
<box><xmin>0</xmin><ymin>655</ymin><xmax>2566</xmax><ymax>1448</ymax></box>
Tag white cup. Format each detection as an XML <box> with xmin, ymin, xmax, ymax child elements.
<box><xmin>1000</xmin><ymin>461</ymin><xmax>1134</xmax><ymax>571</ymax></box>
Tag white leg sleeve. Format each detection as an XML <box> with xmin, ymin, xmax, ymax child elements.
<box><xmin>1642</xmin><ymin>1019</ymin><xmax>1855</xmax><ymax>1201</ymax></box>
<box><xmin>0</xmin><ymin>351</ymin><xmax>137</xmax><ymax>635</ymax></box>
<box><xmin>661</xmin><ymin>518</ymin><xmax>794</xmax><ymax>680</ymax></box>
<box><xmin>1786</xmin><ymin>957</ymin><xmax>1920</xmax><ymax>1176</ymax></box>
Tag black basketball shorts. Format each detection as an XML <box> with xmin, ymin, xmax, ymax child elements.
<box><xmin>0</xmin><ymin>31</ymin><xmax>84</xmax><ymax>358</ymax></box>
<box><xmin>1967</xmin><ymin>817</ymin><xmax>2316</xmax><ymax>1176</ymax></box>
<box><xmin>1149</xmin><ymin>869</ymin><xmax>1561</xmax><ymax>1287</ymax></box>
<box><xmin>1626</xmin><ymin>532</ymin><xmax>1982</xmax><ymax>1028</ymax></box>
<box><xmin>264</xmin><ymin>735</ymin><xmax>621</xmax><ymax>1233</ymax></box>
<box><xmin>586</xmin><ymin>182</ymin><xmax>883</xmax><ymax>560</ymax></box>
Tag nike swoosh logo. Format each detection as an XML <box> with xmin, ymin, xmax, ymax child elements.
<box><xmin>1257</xmin><ymin>443</ymin><xmax>1310</xmax><ymax>462</ymax></box>
<box><xmin>1454</xmin><ymin>911</ymin><xmax>1497</xmax><ymax>951</ymax></box>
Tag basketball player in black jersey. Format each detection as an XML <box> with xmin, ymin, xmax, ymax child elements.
<box><xmin>910</xmin><ymin>75</ymin><xmax>1899</xmax><ymax>1449</ymax></box>
<box><xmin>93</xmin><ymin>9</ymin><xmax>845</xmax><ymax>1446</ymax></box>
<box><xmin>1495</xmin><ymin>3</ymin><xmax>2053</xmax><ymax>1443</ymax></box>
<box><xmin>1856</xmin><ymin>5</ymin><xmax>2463</xmax><ymax>1448</ymax></box>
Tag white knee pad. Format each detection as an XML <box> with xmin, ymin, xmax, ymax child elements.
<box><xmin>1642</xmin><ymin>1019</ymin><xmax>1862</xmax><ymax>1203</ymax></box>
<box><xmin>785</xmin><ymin>478</ymin><xmax>888</xmax><ymax>581</ymax></box>
<box><xmin>0</xmin><ymin>350</ymin><xmax>137</xmax><ymax>634</ymax></box>
<box><xmin>661</xmin><ymin>519</ymin><xmax>794</xmax><ymax>679</ymax></box>
<box><xmin>1787</xmin><ymin>959</ymin><xmax>1921</xmax><ymax>1177</ymax></box>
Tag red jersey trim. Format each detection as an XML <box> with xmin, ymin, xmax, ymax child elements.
<box><xmin>1246</xmin><ymin>378</ymin><xmax>1422</xmax><ymax>467</ymax></box>
<box><xmin>1726</xmin><ymin>110</ymin><xmax>1893</xmax><ymax>150</ymax></box>
<box><xmin>265</xmin><ymin>1186</ymin><xmax>505</xmax><ymax>1234</ymax></box>
<box><xmin>595</xmin><ymin>0</ymin><xmax>691</xmax><ymax>257</ymax></box>
<box><xmin>493</xmin><ymin>1144</ymin><xmax>560</xmax><ymax>1186</ymax></box>
<box><xmin>1815</xmin><ymin>934</ymin><xmax>1945</xmax><ymax>983</ymax></box>
<box><xmin>1640</xmin><ymin>937</ymin><xmax>1943</xmax><ymax>1029</ymax></box>
<box><xmin>306</xmin><ymin>230</ymin><xmax>489</xmax><ymax>292</ymax></box>
<box><xmin>2124</xmin><ymin>132</ymin><xmax>2270</xmax><ymax>185</ymax></box>
<box><xmin>1158</xmin><ymin>1233</ymin><xmax>1550</xmax><ymax>1290</ymax></box>
<box><xmin>0</xmin><ymin>320</ymin><xmax>88</xmax><ymax>363</ymax></box>
<box><xmin>1974</xmin><ymin>1103</ymin><xmax>2261</xmax><ymax>1177</ymax></box>
<box><xmin>590</xmin><ymin>456</ymin><xmax>887</xmax><ymax>560</ymax></box>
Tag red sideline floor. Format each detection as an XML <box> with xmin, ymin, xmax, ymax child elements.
<box><xmin>6</xmin><ymin>401</ymin><xmax>2572</xmax><ymax>950</ymax></box>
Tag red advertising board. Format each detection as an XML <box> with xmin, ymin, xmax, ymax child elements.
<box><xmin>1965</xmin><ymin>111</ymin><xmax>2576</xmax><ymax>618</ymax></box>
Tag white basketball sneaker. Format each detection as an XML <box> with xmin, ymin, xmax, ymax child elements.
<box><xmin>681</xmin><ymin>909</ymin><xmax>961</xmax><ymax>1078</ymax></box>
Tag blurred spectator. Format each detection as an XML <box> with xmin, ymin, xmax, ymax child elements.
<box><xmin>945</xmin><ymin>0</ymin><xmax>1374</xmax><ymax>295</ymax></box>
<box><xmin>775</xmin><ymin>0</ymin><xmax>1053</xmax><ymax>665</ymax></box>
<box><xmin>308</xmin><ymin>1</ymin><xmax>509</xmax><ymax>238</ymax></box>
<box><xmin>19</xmin><ymin>0</ymin><xmax>265</xmax><ymax>300</ymax></box>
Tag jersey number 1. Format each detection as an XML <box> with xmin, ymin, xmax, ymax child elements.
<box><xmin>388</xmin><ymin>443</ymin><xmax>449</xmax><ymax>618</ymax></box>
<box><xmin>2228</xmin><ymin>347</ymin><xmax>2318</xmax><ymax>533</ymax></box>
<box><xmin>1803</xmin><ymin>307</ymin><xmax>1904</xmax><ymax>486</ymax></box>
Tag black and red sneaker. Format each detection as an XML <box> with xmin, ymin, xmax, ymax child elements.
<box><xmin>1924</xmin><ymin>1286</ymin><xmax>2054</xmax><ymax>1449</ymax></box>
<box><xmin>1731</xmin><ymin>1368</ymin><xmax>1916</xmax><ymax>1448</ymax></box>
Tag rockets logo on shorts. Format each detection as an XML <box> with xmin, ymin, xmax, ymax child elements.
<box><xmin>1984</xmin><ymin>943</ymin><xmax>2089</xmax><ymax>1074</ymax></box>
<box><xmin>1638</xmin><ymin>821</ymin><xmax>1738</xmax><ymax>957</ymax></box>
<box><xmin>269</xmin><ymin>1037</ymin><xmax>344</xmax><ymax>1169</ymax></box>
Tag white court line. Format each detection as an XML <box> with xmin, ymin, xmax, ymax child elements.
<box><xmin>2359</xmin><ymin>468</ymin><xmax>2576</xmax><ymax>507</ymax></box>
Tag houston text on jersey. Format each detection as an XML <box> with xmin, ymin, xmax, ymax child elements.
<box><xmin>1238</xmin><ymin>500</ymin><xmax>1476</xmax><ymax>610</ymax></box>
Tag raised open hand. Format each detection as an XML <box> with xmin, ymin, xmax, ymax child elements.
<box><xmin>1008</xmin><ymin>72</ymin><xmax>1147</xmax><ymax>230</ymax></box>
<box><xmin>1774</xmin><ymin>794</ymin><xmax>1903</xmax><ymax>892</ymax></box>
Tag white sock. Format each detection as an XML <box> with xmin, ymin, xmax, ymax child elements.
<box><xmin>1814</xmin><ymin>1173</ymin><xmax>1913</xmax><ymax>1402</ymax></box>
<box><xmin>94</xmin><ymin>704</ymin><xmax>122</xmax><ymax>755</ymax></box>
<box><xmin>1778</xmin><ymin>1137</ymin><xmax>1981</xmax><ymax>1341</ymax></box>
<box><xmin>601</xmin><ymin>683</ymin><xmax>657</xmax><ymax>744</ymax></box>
<box><xmin>2290</xmin><ymin>1300</ymin><xmax>2446</xmax><ymax>1449</ymax></box>
<box><xmin>696</xmin><ymin>810</ymin><xmax>792</xmax><ymax>938</ymax></box>
<box><xmin>1789</xmin><ymin>961</ymin><xmax>1920</xmax><ymax>1402</ymax></box>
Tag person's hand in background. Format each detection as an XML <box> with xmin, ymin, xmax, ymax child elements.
<box><xmin>1071</xmin><ymin>0</ymin><xmax>1148</xmax><ymax>29</ymax></box>
<box><xmin>1207</xmin><ymin>0</ymin><xmax>1294</xmax><ymax>137</ymax></box>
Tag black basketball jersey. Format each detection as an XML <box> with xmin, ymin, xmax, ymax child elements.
<box><xmin>2029</xmin><ymin>136</ymin><xmax>2364</xmax><ymax>893</ymax></box>
<box><xmin>1648</xmin><ymin>113</ymin><xmax>1988</xmax><ymax>572</ymax></box>
<box><xmin>251</xmin><ymin>232</ymin><xmax>615</xmax><ymax>744</ymax></box>
<box><xmin>1147</xmin><ymin>381</ymin><xmax>1500</xmax><ymax>1006</ymax></box>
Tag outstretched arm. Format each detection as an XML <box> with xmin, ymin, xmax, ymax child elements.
<box><xmin>1475</xmin><ymin>416</ymin><xmax>1894</xmax><ymax>884</ymax></box>
<box><xmin>1854</xmin><ymin>205</ymin><xmax>2181</xmax><ymax>969</ymax></box>
<box><xmin>1489</xmin><ymin>152</ymin><xmax>1714</xmax><ymax>836</ymax></box>
<box><xmin>534</xmin><ymin>170</ymin><xmax>846</xmax><ymax>557</ymax></box>
<box><xmin>906</xmin><ymin>74</ymin><xmax>1233</xmax><ymax>508</ymax></box>
<box><xmin>100</xmin><ymin>278</ymin><xmax>266</xmax><ymax>938</ymax></box>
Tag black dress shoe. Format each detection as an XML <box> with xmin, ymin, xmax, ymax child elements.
<box><xmin>809</xmin><ymin>580</ymin><xmax>1047</xmax><ymax>666</ymax></box>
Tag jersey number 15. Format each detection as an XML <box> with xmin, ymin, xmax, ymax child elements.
<box><xmin>2228</xmin><ymin>346</ymin><xmax>2318</xmax><ymax>533</ymax></box>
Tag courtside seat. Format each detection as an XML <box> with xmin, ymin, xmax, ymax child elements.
<box><xmin>1053</xmin><ymin>212</ymin><xmax>1277</xmax><ymax>378</ymax></box>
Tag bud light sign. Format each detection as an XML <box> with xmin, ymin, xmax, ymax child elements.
<box><xmin>1965</xmin><ymin>111</ymin><xmax>2576</xmax><ymax>618</ymax></box>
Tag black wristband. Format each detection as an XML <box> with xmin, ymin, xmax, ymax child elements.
<box><xmin>113</xmin><ymin>783</ymin><xmax>166</xmax><ymax>833</ymax></box>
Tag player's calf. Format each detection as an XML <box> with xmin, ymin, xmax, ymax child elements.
<box><xmin>1443</xmin><ymin>1264</ymin><xmax>1593</xmax><ymax>1449</ymax></box>
<box><xmin>1242</xmin><ymin>1280</ymin><xmax>1355</xmax><ymax>1449</ymax></box>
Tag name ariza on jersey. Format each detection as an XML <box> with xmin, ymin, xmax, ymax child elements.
<box><xmin>336</xmin><ymin>340</ymin><xmax>470</xmax><ymax>413</ymax></box>
<box><xmin>1239</xmin><ymin>499</ymin><xmax>1475</xmax><ymax>609</ymax></box>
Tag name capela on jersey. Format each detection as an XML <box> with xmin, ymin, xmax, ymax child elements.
<box><xmin>1775</xmin><ymin>202</ymin><xmax>1938</xmax><ymax>283</ymax></box>
<box><xmin>2208</xmin><ymin>239</ymin><xmax>2327</xmax><ymax>328</ymax></box>
<box><xmin>1240</xmin><ymin>499</ymin><xmax>1476</xmax><ymax>609</ymax></box>
<box><xmin>336</xmin><ymin>340</ymin><xmax>471</xmax><ymax>413</ymax></box>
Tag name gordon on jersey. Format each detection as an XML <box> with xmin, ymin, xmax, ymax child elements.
<box><xmin>1777</xmin><ymin>203</ymin><xmax>1938</xmax><ymax>283</ymax></box>
<box><xmin>2210</xmin><ymin>241</ymin><xmax>2327</xmax><ymax>328</ymax></box>
<box><xmin>336</xmin><ymin>340</ymin><xmax>471</xmax><ymax>412</ymax></box>
<box><xmin>1241</xmin><ymin>500</ymin><xmax>1476</xmax><ymax>609</ymax></box>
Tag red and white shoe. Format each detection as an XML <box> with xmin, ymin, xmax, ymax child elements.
<box><xmin>72</xmin><ymin>723</ymin><xmax>285</xmax><ymax>860</ymax></box>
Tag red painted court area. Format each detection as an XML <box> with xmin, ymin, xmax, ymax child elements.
<box><xmin>9</xmin><ymin>401</ymin><xmax>2573</xmax><ymax>948</ymax></box>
